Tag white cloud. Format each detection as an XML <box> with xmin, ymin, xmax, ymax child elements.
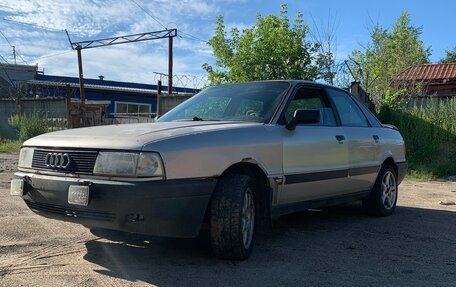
<box><xmin>0</xmin><ymin>0</ymin><xmax>137</xmax><ymax>36</ymax></box>
<box><xmin>0</xmin><ymin>0</ymin><xmax>249</xmax><ymax>87</ymax></box>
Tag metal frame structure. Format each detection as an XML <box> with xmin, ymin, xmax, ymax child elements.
<box><xmin>65</xmin><ymin>29</ymin><xmax>177</xmax><ymax>126</ymax></box>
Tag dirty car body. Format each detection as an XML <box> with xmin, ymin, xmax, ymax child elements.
<box><xmin>11</xmin><ymin>80</ymin><xmax>407</xmax><ymax>259</ymax></box>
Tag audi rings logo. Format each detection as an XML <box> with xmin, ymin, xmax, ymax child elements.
<box><xmin>45</xmin><ymin>153</ymin><xmax>71</xmax><ymax>169</ymax></box>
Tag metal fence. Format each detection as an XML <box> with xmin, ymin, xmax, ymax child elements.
<box><xmin>0</xmin><ymin>93</ymin><xmax>193</xmax><ymax>139</ymax></box>
<box><xmin>0</xmin><ymin>97</ymin><xmax>67</xmax><ymax>138</ymax></box>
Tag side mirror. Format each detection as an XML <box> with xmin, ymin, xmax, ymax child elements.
<box><xmin>286</xmin><ymin>109</ymin><xmax>320</xmax><ymax>131</ymax></box>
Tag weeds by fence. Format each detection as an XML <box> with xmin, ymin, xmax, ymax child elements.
<box><xmin>7</xmin><ymin>112</ymin><xmax>66</xmax><ymax>141</ymax></box>
<box><xmin>0</xmin><ymin>139</ymin><xmax>22</xmax><ymax>152</ymax></box>
<box><xmin>380</xmin><ymin>98</ymin><xmax>456</xmax><ymax>179</ymax></box>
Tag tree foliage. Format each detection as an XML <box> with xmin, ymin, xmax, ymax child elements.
<box><xmin>203</xmin><ymin>4</ymin><xmax>324</xmax><ymax>85</ymax></box>
<box><xmin>347</xmin><ymin>12</ymin><xmax>430</xmax><ymax>105</ymax></box>
<box><xmin>439</xmin><ymin>46</ymin><xmax>456</xmax><ymax>63</ymax></box>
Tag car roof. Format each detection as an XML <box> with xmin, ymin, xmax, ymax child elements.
<box><xmin>231</xmin><ymin>80</ymin><xmax>350</xmax><ymax>94</ymax></box>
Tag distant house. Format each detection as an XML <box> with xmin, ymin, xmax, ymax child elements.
<box><xmin>0</xmin><ymin>64</ymin><xmax>200</xmax><ymax>132</ymax></box>
<box><xmin>0</xmin><ymin>64</ymin><xmax>37</xmax><ymax>97</ymax></box>
<box><xmin>392</xmin><ymin>63</ymin><xmax>456</xmax><ymax>99</ymax></box>
<box><xmin>28</xmin><ymin>74</ymin><xmax>198</xmax><ymax>117</ymax></box>
<box><xmin>0</xmin><ymin>64</ymin><xmax>199</xmax><ymax>117</ymax></box>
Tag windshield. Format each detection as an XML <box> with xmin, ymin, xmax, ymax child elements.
<box><xmin>158</xmin><ymin>81</ymin><xmax>290</xmax><ymax>123</ymax></box>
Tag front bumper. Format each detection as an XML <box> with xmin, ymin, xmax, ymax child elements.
<box><xmin>13</xmin><ymin>172</ymin><xmax>217</xmax><ymax>238</ymax></box>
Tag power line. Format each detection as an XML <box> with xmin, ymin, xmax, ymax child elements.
<box><xmin>129</xmin><ymin>0</ymin><xmax>167</xmax><ymax>30</ymax></box>
<box><xmin>0</xmin><ymin>54</ymin><xmax>9</xmax><ymax>64</ymax></box>
<box><xmin>32</xmin><ymin>50</ymin><xmax>73</xmax><ymax>61</ymax></box>
<box><xmin>0</xmin><ymin>54</ymin><xmax>15</xmax><ymax>86</ymax></box>
<box><xmin>0</xmin><ymin>30</ymin><xmax>12</xmax><ymax>47</ymax></box>
<box><xmin>13</xmin><ymin>46</ymin><xmax>28</xmax><ymax>64</ymax></box>
<box><xmin>129</xmin><ymin>0</ymin><xmax>209</xmax><ymax>45</ymax></box>
<box><xmin>178</xmin><ymin>31</ymin><xmax>208</xmax><ymax>44</ymax></box>
<box><xmin>0</xmin><ymin>30</ymin><xmax>28</xmax><ymax>64</ymax></box>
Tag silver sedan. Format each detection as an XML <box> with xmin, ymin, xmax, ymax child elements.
<box><xmin>11</xmin><ymin>80</ymin><xmax>407</xmax><ymax>260</ymax></box>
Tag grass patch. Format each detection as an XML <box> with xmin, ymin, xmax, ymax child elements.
<box><xmin>0</xmin><ymin>139</ymin><xmax>22</xmax><ymax>152</ymax></box>
<box><xmin>9</xmin><ymin>113</ymin><xmax>49</xmax><ymax>142</ymax></box>
<box><xmin>406</xmin><ymin>168</ymin><xmax>434</xmax><ymax>181</ymax></box>
<box><xmin>380</xmin><ymin>98</ymin><xmax>456</xmax><ymax>179</ymax></box>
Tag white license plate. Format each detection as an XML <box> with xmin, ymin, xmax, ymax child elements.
<box><xmin>10</xmin><ymin>179</ymin><xmax>24</xmax><ymax>197</ymax></box>
<box><xmin>68</xmin><ymin>185</ymin><xmax>89</xmax><ymax>206</ymax></box>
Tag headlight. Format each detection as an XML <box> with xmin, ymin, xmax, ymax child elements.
<box><xmin>136</xmin><ymin>152</ymin><xmax>164</xmax><ymax>177</ymax></box>
<box><xmin>93</xmin><ymin>152</ymin><xmax>164</xmax><ymax>178</ymax></box>
<box><xmin>18</xmin><ymin>147</ymin><xmax>34</xmax><ymax>168</ymax></box>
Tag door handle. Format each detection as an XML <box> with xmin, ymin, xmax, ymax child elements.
<box><xmin>373</xmin><ymin>135</ymin><xmax>380</xmax><ymax>143</ymax></box>
<box><xmin>336</xmin><ymin>135</ymin><xmax>345</xmax><ymax>143</ymax></box>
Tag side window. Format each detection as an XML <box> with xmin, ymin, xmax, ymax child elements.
<box><xmin>355</xmin><ymin>98</ymin><xmax>382</xmax><ymax>127</ymax></box>
<box><xmin>327</xmin><ymin>89</ymin><xmax>369</xmax><ymax>127</ymax></box>
<box><xmin>285</xmin><ymin>87</ymin><xmax>336</xmax><ymax>126</ymax></box>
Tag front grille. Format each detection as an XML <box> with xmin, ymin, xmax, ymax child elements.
<box><xmin>32</xmin><ymin>149</ymin><xmax>98</xmax><ymax>175</ymax></box>
<box><xmin>26</xmin><ymin>201</ymin><xmax>116</xmax><ymax>222</ymax></box>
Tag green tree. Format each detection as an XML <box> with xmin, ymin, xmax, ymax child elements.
<box><xmin>439</xmin><ymin>46</ymin><xmax>456</xmax><ymax>63</ymax></box>
<box><xmin>347</xmin><ymin>12</ymin><xmax>430</xmax><ymax>106</ymax></box>
<box><xmin>203</xmin><ymin>4</ymin><xmax>324</xmax><ymax>85</ymax></box>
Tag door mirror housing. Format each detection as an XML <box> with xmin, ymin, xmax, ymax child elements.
<box><xmin>286</xmin><ymin>109</ymin><xmax>320</xmax><ymax>130</ymax></box>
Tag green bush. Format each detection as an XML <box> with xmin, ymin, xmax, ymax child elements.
<box><xmin>8</xmin><ymin>113</ymin><xmax>50</xmax><ymax>141</ymax></box>
<box><xmin>379</xmin><ymin>98</ymin><xmax>456</xmax><ymax>178</ymax></box>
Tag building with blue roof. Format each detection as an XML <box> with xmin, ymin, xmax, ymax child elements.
<box><xmin>0</xmin><ymin>64</ymin><xmax>199</xmax><ymax>117</ymax></box>
<box><xmin>28</xmin><ymin>74</ymin><xmax>198</xmax><ymax>117</ymax></box>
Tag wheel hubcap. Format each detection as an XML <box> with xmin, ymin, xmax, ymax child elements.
<box><xmin>381</xmin><ymin>171</ymin><xmax>397</xmax><ymax>210</ymax></box>
<box><xmin>242</xmin><ymin>188</ymin><xmax>255</xmax><ymax>249</ymax></box>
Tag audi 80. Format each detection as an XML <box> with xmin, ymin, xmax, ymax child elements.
<box><xmin>11</xmin><ymin>81</ymin><xmax>407</xmax><ymax>260</ymax></box>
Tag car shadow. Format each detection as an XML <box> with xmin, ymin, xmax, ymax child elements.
<box><xmin>84</xmin><ymin>203</ymin><xmax>456</xmax><ymax>286</ymax></box>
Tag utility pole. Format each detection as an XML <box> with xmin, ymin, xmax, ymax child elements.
<box><xmin>76</xmin><ymin>46</ymin><xmax>85</xmax><ymax>103</ymax></box>
<box><xmin>12</xmin><ymin>46</ymin><xmax>16</xmax><ymax>65</ymax></box>
<box><xmin>154</xmin><ymin>72</ymin><xmax>167</xmax><ymax>117</ymax></box>
<box><xmin>76</xmin><ymin>45</ymin><xmax>86</xmax><ymax>126</ymax></box>
<box><xmin>168</xmin><ymin>36</ymin><xmax>173</xmax><ymax>95</ymax></box>
<box><xmin>157</xmin><ymin>80</ymin><xmax>162</xmax><ymax>117</ymax></box>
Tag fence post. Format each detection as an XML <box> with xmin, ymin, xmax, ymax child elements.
<box><xmin>157</xmin><ymin>80</ymin><xmax>162</xmax><ymax>117</ymax></box>
<box><xmin>66</xmin><ymin>84</ymin><xmax>72</xmax><ymax>129</ymax></box>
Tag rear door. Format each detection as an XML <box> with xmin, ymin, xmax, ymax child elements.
<box><xmin>326</xmin><ymin>88</ymin><xmax>382</xmax><ymax>192</ymax></box>
<box><xmin>280</xmin><ymin>86</ymin><xmax>351</xmax><ymax>204</ymax></box>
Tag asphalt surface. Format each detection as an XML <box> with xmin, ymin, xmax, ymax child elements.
<box><xmin>0</xmin><ymin>152</ymin><xmax>455</xmax><ymax>287</ymax></box>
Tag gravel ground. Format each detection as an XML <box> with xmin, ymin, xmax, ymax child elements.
<box><xmin>0</xmin><ymin>152</ymin><xmax>455</xmax><ymax>287</ymax></box>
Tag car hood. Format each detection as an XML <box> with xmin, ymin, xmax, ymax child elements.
<box><xmin>23</xmin><ymin>121</ymin><xmax>262</xmax><ymax>150</ymax></box>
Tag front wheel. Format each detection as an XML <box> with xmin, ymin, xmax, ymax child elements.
<box><xmin>363</xmin><ymin>164</ymin><xmax>398</xmax><ymax>217</ymax></box>
<box><xmin>210</xmin><ymin>174</ymin><xmax>256</xmax><ymax>260</ymax></box>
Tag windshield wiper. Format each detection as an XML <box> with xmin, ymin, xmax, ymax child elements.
<box><xmin>191</xmin><ymin>117</ymin><xmax>223</xmax><ymax>121</ymax></box>
<box><xmin>173</xmin><ymin>117</ymin><xmax>221</xmax><ymax>122</ymax></box>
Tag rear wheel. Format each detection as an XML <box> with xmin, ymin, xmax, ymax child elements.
<box><xmin>210</xmin><ymin>174</ymin><xmax>256</xmax><ymax>260</ymax></box>
<box><xmin>363</xmin><ymin>164</ymin><xmax>398</xmax><ymax>217</ymax></box>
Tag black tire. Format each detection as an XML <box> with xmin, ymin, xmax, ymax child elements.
<box><xmin>363</xmin><ymin>164</ymin><xmax>398</xmax><ymax>217</ymax></box>
<box><xmin>210</xmin><ymin>174</ymin><xmax>256</xmax><ymax>260</ymax></box>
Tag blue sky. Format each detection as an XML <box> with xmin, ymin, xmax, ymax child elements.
<box><xmin>0</xmin><ymin>0</ymin><xmax>454</xmax><ymax>87</ymax></box>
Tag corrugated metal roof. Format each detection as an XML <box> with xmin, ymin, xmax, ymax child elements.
<box><xmin>394</xmin><ymin>63</ymin><xmax>456</xmax><ymax>81</ymax></box>
<box><xmin>28</xmin><ymin>80</ymin><xmax>158</xmax><ymax>94</ymax></box>
<box><xmin>27</xmin><ymin>79</ymin><xmax>197</xmax><ymax>95</ymax></box>
<box><xmin>34</xmin><ymin>74</ymin><xmax>200</xmax><ymax>94</ymax></box>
